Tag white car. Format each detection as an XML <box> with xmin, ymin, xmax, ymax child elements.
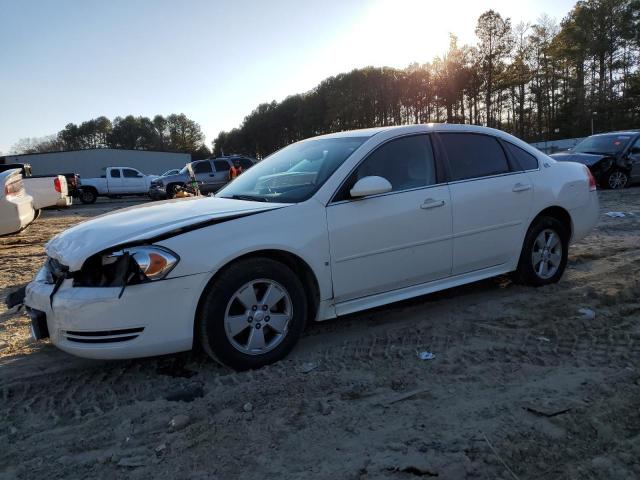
<box><xmin>24</xmin><ymin>124</ymin><xmax>599</xmax><ymax>369</ymax></box>
<box><xmin>0</xmin><ymin>169</ymin><xmax>36</xmax><ymax>236</ymax></box>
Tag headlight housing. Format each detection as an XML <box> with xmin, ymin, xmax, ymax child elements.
<box><xmin>104</xmin><ymin>246</ymin><xmax>178</xmax><ymax>280</ymax></box>
<box><xmin>74</xmin><ymin>246</ymin><xmax>179</xmax><ymax>287</ymax></box>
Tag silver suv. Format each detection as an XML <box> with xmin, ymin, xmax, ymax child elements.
<box><xmin>149</xmin><ymin>156</ymin><xmax>255</xmax><ymax>199</ymax></box>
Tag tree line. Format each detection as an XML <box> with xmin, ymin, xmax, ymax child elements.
<box><xmin>214</xmin><ymin>0</ymin><xmax>640</xmax><ymax>158</ymax></box>
<box><xmin>12</xmin><ymin>114</ymin><xmax>211</xmax><ymax>159</ymax></box>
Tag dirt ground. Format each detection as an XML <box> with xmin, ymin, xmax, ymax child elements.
<box><xmin>1</xmin><ymin>191</ymin><xmax>639</xmax><ymax>480</ymax></box>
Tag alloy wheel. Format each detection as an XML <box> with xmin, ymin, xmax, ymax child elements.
<box><xmin>224</xmin><ymin>279</ymin><xmax>293</xmax><ymax>355</ymax></box>
<box><xmin>531</xmin><ymin>229</ymin><xmax>562</xmax><ymax>280</ymax></box>
<box><xmin>608</xmin><ymin>170</ymin><xmax>628</xmax><ymax>189</ymax></box>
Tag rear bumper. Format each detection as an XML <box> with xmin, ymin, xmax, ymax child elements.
<box><xmin>570</xmin><ymin>190</ymin><xmax>599</xmax><ymax>243</ymax></box>
<box><xmin>0</xmin><ymin>196</ymin><xmax>35</xmax><ymax>235</ymax></box>
<box><xmin>56</xmin><ymin>196</ymin><xmax>72</xmax><ymax>207</ymax></box>
<box><xmin>24</xmin><ymin>268</ymin><xmax>210</xmax><ymax>359</ymax></box>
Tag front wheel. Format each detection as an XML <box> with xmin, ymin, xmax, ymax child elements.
<box><xmin>604</xmin><ymin>169</ymin><xmax>628</xmax><ymax>189</ymax></box>
<box><xmin>197</xmin><ymin>258</ymin><xmax>308</xmax><ymax>370</ymax></box>
<box><xmin>514</xmin><ymin>216</ymin><xmax>569</xmax><ymax>286</ymax></box>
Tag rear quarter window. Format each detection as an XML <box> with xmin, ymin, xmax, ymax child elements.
<box><xmin>503</xmin><ymin>142</ymin><xmax>539</xmax><ymax>170</ymax></box>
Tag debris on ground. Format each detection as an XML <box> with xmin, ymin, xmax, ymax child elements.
<box><xmin>242</xmin><ymin>402</ymin><xmax>253</xmax><ymax>413</ymax></box>
<box><xmin>417</xmin><ymin>351</ymin><xmax>435</xmax><ymax>360</ymax></box>
<box><xmin>605</xmin><ymin>211</ymin><xmax>626</xmax><ymax>218</ymax></box>
<box><xmin>168</xmin><ymin>414</ymin><xmax>191</xmax><ymax>431</ymax></box>
<box><xmin>297</xmin><ymin>361</ymin><xmax>319</xmax><ymax>374</ymax></box>
<box><xmin>578</xmin><ymin>308</ymin><xmax>596</xmax><ymax>319</ymax></box>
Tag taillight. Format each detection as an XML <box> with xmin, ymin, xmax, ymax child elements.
<box><xmin>584</xmin><ymin>166</ymin><xmax>597</xmax><ymax>191</ymax></box>
<box><xmin>54</xmin><ymin>177</ymin><xmax>62</xmax><ymax>193</ymax></box>
<box><xmin>4</xmin><ymin>178</ymin><xmax>24</xmax><ymax>198</ymax></box>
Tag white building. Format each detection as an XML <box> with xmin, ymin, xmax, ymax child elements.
<box><xmin>0</xmin><ymin>149</ymin><xmax>191</xmax><ymax>178</ymax></box>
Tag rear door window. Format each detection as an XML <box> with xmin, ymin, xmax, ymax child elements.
<box><xmin>123</xmin><ymin>169</ymin><xmax>140</xmax><ymax>178</ymax></box>
<box><xmin>439</xmin><ymin>133</ymin><xmax>510</xmax><ymax>181</ymax></box>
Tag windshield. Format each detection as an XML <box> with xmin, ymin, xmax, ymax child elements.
<box><xmin>573</xmin><ymin>134</ymin><xmax>632</xmax><ymax>155</ymax></box>
<box><xmin>216</xmin><ymin>136</ymin><xmax>368</xmax><ymax>203</ymax></box>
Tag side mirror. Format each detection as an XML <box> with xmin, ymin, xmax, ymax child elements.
<box><xmin>350</xmin><ymin>176</ymin><xmax>392</xmax><ymax>198</ymax></box>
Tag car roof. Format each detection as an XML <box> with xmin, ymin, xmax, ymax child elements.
<box><xmin>311</xmin><ymin>123</ymin><xmax>526</xmax><ymax>141</ymax></box>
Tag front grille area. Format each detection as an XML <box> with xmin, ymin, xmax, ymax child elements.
<box><xmin>63</xmin><ymin>327</ymin><xmax>144</xmax><ymax>344</ymax></box>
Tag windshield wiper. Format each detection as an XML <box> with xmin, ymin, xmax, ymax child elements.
<box><xmin>229</xmin><ymin>194</ymin><xmax>269</xmax><ymax>202</ymax></box>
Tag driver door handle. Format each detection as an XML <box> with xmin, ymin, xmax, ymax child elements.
<box><xmin>512</xmin><ymin>183</ymin><xmax>532</xmax><ymax>192</ymax></box>
<box><xmin>421</xmin><ymin>199</ymin><xmax>445</xmax><ymax>209</ymax></box>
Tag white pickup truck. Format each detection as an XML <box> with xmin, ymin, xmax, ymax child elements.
<box><xmin>79</xmin><ymin>167</ymin><xmax>159</xmax><ymax>204</ymax></box>
<box><xmin>24</xmin><ymin>175</ymin><xmax>71</xmax><ymax>209</ymax></box>
<box><xmin>0</xmin><ymin>164</ymin><xmax>72</xmax><ymax>209</ymax></box>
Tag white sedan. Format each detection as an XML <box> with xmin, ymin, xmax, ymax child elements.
<box><xmin>0</xmin><ymin>169</ymin><xmax>36</xmax><ymax>236</ymax></box>
<box><xmin>25</xmin><ymin>124</ymin><xmax>599</xmax><ymax>369</ymax></box>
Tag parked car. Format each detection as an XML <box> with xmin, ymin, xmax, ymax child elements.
<box><xmin>550</xmin><ymin>130</ymin><xmax>640</xmax><ymax>189</ymax></box>
<box><xmin>79</xmin><ymin>167</ymin><xmax>158</xmax><ymax>204</ymax></box>
<box><xmin>0</xmin><ymin>169</ymin><xmax>36</xmax><ymax>236</ymax></box>
<box><xmin>0</xmin><ymin>163</ymin><xmax>71</xmax><ymax>208</ymax></box>
<box><xmin>24</xmin><ymin>124</ymin><xmax>598</xmax><ymax>370</ymax></box>
<box><xmin>149</xmin><ymin>156</ymin><xmax>256</xmax><ymax>199</ymax></box>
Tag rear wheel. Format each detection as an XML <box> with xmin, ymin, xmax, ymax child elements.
<box><xmin>79</xmin><ymin>188</ymin><xmax>97</xmax><ymax>204</ymax></box>
<box><xmin>514</xmin><ymin>216</ymin><xmax>569</xmax><ymax>286</ymax></box>
<box><xmin>604</xmin><ymin>169</ymin><xmax>628</xmax><ymax>189</ymax></box>
<box><xmin>198</xmin><ymin>258</ymin><xmax>307</xmax><ymax>370</ymax></box>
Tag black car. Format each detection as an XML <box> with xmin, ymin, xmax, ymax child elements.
<box><xmin>550</xmin><ymin>131</ymin><xmax>640</xmax><ymax>189</ymax></box>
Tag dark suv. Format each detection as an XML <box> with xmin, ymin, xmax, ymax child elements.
<box><xmin>149</xmin><ymin>156</ymin><xmax>256</xmax><ymax>199</ymax></box>
<box><xmin>551</xmin><ymin>131</ymin><xmax>640</xmax><ymax>189</ymax></box>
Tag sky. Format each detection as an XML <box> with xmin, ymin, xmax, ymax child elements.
<box><xmin>0</xmin><ymin>0</ymin><xmax>577</xmax><ymax>154</ymax></box>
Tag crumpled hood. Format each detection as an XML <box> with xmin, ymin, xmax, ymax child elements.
<box><xmin>549</xmin><ymin>152</ymin><xmax>610</xmax><ymax>166</ymax></box>
<box><xmin>46</xmin><ymin>197</ymin><xmax>288</xmax><ymax>271</ymax></box>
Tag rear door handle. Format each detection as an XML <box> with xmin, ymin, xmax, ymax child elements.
<box><xmin>512</xmin><ymin>183</ymin><xmax>531</xmax><ymax>192</ymax></box>
<box><xmin>421</xmin><ymin>199</ymin><xmax>445</xmax><ymax>209</ymax></box>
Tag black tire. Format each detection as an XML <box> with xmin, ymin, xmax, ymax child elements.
<box><xmin>166</xmin><ymin>184</ymin><xmax>182</xmax><ymax>199</ymax></box>
<box><xmin>198</xmin><ymin>257</ymin><xmax>308</xmax><ymax>370</ymax></box>
<box><xmin>514</xmin><ymin>216</ymin><xmax>569</xmax><ymax>287</ymax></box>
<box><xmin>79</xmin><ymin>188</ymin><xmax>97</xmax><ymax>204</ymax></box>
<box><xmin>603</xmin><ymin>169</ymin><xmax>628</xmax><ymax>189</ymax></box>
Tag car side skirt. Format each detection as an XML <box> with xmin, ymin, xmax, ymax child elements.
<box><xmin>329</xmin><ymin>263</ymin><xmax>513</xmax><ymax>318</ymax></box>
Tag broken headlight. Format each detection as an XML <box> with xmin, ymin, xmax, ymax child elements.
<box><xmin>74</xmin><ymin>246</ymin><xmax>179</xmax><ymax>288</ymax></box>
<box><xmin>106</xmin><ymin>246</ymin><xmax>178</xmax><ymax>281</ymax></box>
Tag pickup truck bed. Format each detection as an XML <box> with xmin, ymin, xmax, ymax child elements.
<box><xmin>23</xmin><ymin>175</ymin><xmax>71</xmax><ymax>209</ymax></box>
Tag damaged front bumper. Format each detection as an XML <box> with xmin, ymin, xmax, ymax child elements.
<box><xmin>24</xmin><ymin>266</ymin><xmax>210</xmax><ymax>360</ymax></box>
